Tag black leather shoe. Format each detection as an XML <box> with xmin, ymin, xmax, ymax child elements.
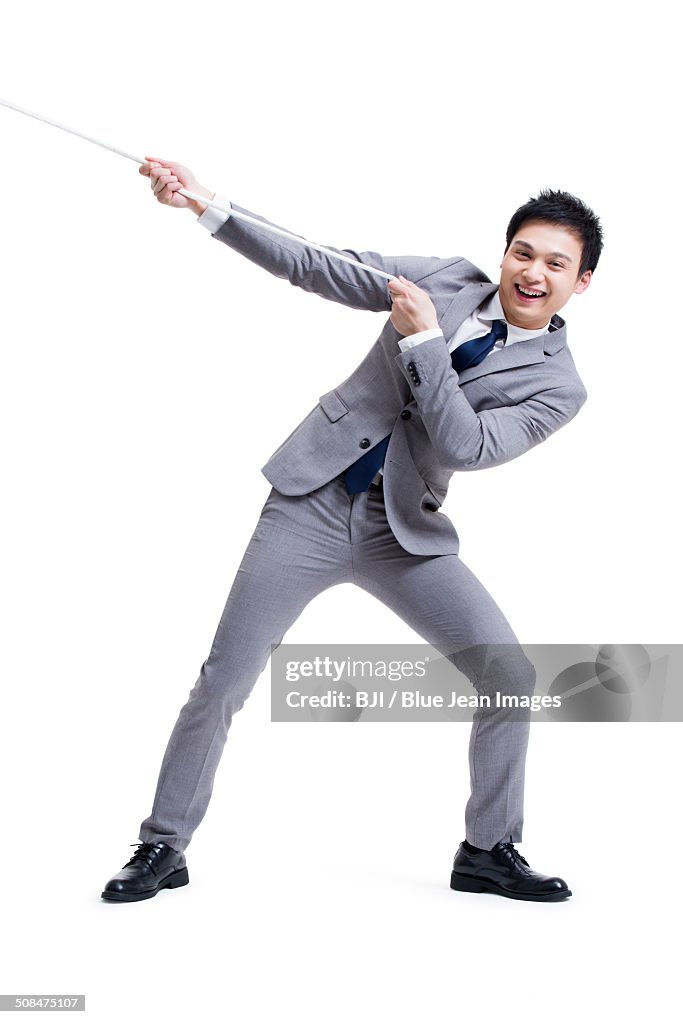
<box><xmin>101</xmin><ymin>841</ymin><xmax>189</xmax><ymax>902</ymax></box>
<box><xmin>450</xmin><ymin>840</ymin><xmax>571</xmax><ymax>902</ymax></box>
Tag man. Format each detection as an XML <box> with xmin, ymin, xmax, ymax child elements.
<box><xmin>101</xmin><ymin>159</ymin><xmax>602</xmax><ymax>903</ymax></box>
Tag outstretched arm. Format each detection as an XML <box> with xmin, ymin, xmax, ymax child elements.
<box><xmin>139</xmin><ymin>158</ymin><xmax>465</xmax><ymax>314</ymax></box>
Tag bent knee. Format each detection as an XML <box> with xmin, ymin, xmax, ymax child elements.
<box><xmin>470</xmin><ymin>645</ymin><xmax>537</xmax><ymax>699</ymax></box>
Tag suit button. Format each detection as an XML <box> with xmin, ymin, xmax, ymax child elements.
<box><xmin>359</xmin><ymin>438</ymin><xmax>371</xmax><ymax>449</ymax></box>
<box><xmin>407</xmin><ymin>361</ymin><xmax>416</xmax><ymax>371</ymax></box>
<box><xmin>401</xmin><ymin>410</ymin><xmax>411</xmax><ymax>420</ymax></box>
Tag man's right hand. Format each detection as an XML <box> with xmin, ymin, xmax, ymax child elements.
<box><xmin>139</xmin><ymin>157</ymin><xmax>214</xmax><ymax>216</ymax></box>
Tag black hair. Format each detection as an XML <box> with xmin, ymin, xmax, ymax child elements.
<box><xmin>505</xmin><ymin>189</ymin><xmax>604</xmax><ymax>278</ymax></box>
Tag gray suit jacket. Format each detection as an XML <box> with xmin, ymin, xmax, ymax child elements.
<box><xmin>211</xmin><ymin>202</ymin><xmax>588</xmax><ymax>556</ymax></box>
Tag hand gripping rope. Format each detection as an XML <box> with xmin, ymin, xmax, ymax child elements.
<box><xmin>0</xmin><ymin>97</ymin><xmax>398</xmax><ymax>284</ymax></box>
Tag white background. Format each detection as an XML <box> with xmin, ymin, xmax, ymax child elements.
<box><xmin>0</xmin><ymin>1</ymin><xmax>679</xmax><ymax>1020</ymax></box>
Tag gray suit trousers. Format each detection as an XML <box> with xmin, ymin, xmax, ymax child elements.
<box><xmin>139</xmin><ymin>475</ymin><xmax>535</xmax><ymax>852</ymax></box>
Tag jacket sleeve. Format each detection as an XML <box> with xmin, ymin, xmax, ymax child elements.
<box><xmin>210</xmin><ymin>200</ymin><xmax>466</xmax><ymax>313</ymax></box>
<box><xmin>395</xmin><ymin>333</ymin><xmax>588</xmax><ymax>471</ymax></box>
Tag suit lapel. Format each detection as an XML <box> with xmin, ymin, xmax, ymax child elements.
<box><xmin>439</xmin><ymin>282</ymin><xmax>568</xmax><ymax>384</ymax></box>
<box><xmin>456</xmin><ymin>336</ymin><xmax>545</xmax><ymax>383</ymax></box>
<box><xmin>438</xmin><ymin>281</ymin><xmax>499</xmax><ymax>336</ymax></box>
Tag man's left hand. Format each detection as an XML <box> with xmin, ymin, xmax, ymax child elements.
<box><xmin>388</xmin><ymin>276</ymin><xmax>439</xmax><ymax>336</ymax></box>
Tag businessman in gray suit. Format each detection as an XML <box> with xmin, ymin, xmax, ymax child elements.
<box><xmin>102</xmin><ymin>158</ymin><xmax>603</xmax><ymax>903</ymax></box>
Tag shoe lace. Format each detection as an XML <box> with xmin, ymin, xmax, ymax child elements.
<box><xmin>498</xmin><ymin>841</ymin><xmax>530</xmax><ymax>868</ymax></box>
<box><xmin>123</xmin><ymin>842</ymin><xmax>160</xmax><ymax>875</ymax></box>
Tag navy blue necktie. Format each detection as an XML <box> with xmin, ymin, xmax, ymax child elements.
<box><xmin>343</xmin><ymin>320</ymin><xmax>508</xmax><ymax>495</ymax></box>
<box><xmin>451</xmin><ymin>318</ymin><xmax>507</xmax><ymax>373</ymax></box>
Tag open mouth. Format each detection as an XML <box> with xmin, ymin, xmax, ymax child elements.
<box><xmin>514</xmin><ymin>283</ymin><xmax>546</xmax><ymax>302</ymax></box>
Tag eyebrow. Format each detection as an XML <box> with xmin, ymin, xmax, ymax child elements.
<box><xmin>513</xmin><ymin>240</ymin><xmax>574</xmax><ymax>263</ymax></box>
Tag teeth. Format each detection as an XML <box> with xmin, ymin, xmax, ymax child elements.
<box><xmin>518</xmin><ymin>285</ymin><xmax>544</xmax><ymax>297</ymax></box>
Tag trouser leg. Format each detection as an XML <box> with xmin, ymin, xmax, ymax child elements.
<box><xmin>352</xmin><ymin>488</ymin><xmax>536</xmax><ymax>849</ymax></box>
<box><xmin>139</xmin><ymin>485</ymin><xmax>352</xmax><ymax>852</ymax></box>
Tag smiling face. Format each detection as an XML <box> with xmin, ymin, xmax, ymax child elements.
<box><xmin>499</xmin><ymin>220</ymin><xmax>593</xmax><ymax>329</ymax></box>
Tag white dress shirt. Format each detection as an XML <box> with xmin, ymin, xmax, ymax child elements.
<box><xmin>197</xmin><ymin>198</ymin><xmax>551</xmax><ymax>484</ymax></box>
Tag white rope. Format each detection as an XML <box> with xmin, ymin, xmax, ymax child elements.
<box><xmin>0</xmin><ymin>97</ymin><xmax>397</xmax><ymax>283</ymax></box>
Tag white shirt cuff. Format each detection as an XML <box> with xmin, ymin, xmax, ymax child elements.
<box><xmin>197</xmin><ymin>194</ymin><xmax>232</xmax><ymax>232</ymax></box>
<box><xmin>397</xmin><ymin>327</ymin><xmax>443</xmax><ymax>351</ymax></box>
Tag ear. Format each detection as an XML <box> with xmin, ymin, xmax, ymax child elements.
<box><xmin>573</xmin><ymin>269</ymin><xmax>592</xmax><ymax>296</ymax></box>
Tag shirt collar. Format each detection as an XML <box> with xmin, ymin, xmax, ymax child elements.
<box><xmin>478</xmin><ymin>288</ymin><xmax>551</xmax><ymax>345</ymax></box>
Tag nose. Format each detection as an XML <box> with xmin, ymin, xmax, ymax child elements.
<box><xmin>523</xmin><ymin>259</ymin><xmax>546</xmax><ymax>284</ymax></box>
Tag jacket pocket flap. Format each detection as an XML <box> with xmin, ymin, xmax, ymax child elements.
<box><xmin>318</xmin><ymin>389</ymin><xmax>350</xmax><ymax>422</ymax></box>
